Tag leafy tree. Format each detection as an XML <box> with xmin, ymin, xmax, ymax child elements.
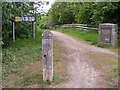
<box><xmin>49</xmin><ymin>2</ymin><xmax>74</xmax><ymax>25</ymax></box>
<box><xmin>39</xmin><ymin>15</ymin><xmax>50</xmax><ymax>29</ymax></box>
<box><xmin>75</xmin><ymin>2</ymin><xmax>94</xmax><ymax>24</ymax></box>
<box><xmin>58</xmin><ymin>2</ymin><xmax>74</xmax><ymax>24</ymax></box>
<box><xmin>49</xmin><ymin>2</ymin><xmax>61</xmax><ymax>26</ymax></box>
<box><xmin>49</xmin><ymin>2</ymin><xmax>120</xmax><ymax>26</ymax></box>
<box><xmin>91</xmin><ymin>2</ymin><xmax>120</xmax><ymax>25</ymax></box>
<box><xmin>2</xmin><ymin>2</ymin><xmax>35</xmax><ymax>47</ymax></box>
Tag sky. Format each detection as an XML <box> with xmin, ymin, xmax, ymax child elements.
<box><xmin>34</xmin><ymin>0</ymin><xmax>55</xmax><ymax>14</ymax></box>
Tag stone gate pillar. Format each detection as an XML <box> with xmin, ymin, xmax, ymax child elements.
<box><xmin>99</xmin><ymin>23</ymin><xmax>118</xmax><ymax>46</ymax></box>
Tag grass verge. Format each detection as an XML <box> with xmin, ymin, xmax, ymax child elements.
<box><xmin>52</xmin><ymin>27</ymin><xmax>120</xmax><ymax>49</ymax></box>
<box><xmin>2</xmin><ymin>29</ymin><xmax>67</xmax><ymax>88</ymax></box>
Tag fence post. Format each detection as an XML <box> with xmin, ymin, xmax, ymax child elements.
<box><xmin>42</xmin><ymin>30</ymin><xmax>53</xmax><ymax>81</ymax></box>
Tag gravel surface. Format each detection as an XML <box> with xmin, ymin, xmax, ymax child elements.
<box><xmin>52</xmin><ymin>31</ymin><xmax>118</xmax><ymax>88</ymax></box>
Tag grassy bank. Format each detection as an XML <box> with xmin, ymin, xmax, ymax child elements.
<box><xmin>53</xmin><ymin>28</ymin><xmax>120</xmax><ymax>48</ymax></box>
<box><xmin>2</xmin><ymin>29</ymin><xmax>67</xmax><ymax>88</ymax></box>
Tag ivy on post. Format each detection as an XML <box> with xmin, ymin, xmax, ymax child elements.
<box><xmin>42</xmin><ymin>30</ymin><xmax>53</xmax><ymax>81</ymax></box>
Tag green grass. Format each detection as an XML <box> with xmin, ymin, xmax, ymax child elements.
<box><xmin>2</xmin><ymin>29</ymin><xmax>44</xmax><ymax>79</ymax></box>
<box><xmin>2</xmin><ymin>29</ymin><xmax>66</xmax><ymax>88</ymax></box>
<box><xmin>53</xmin><ymin>27</ymin><xmax>120</xmax><ymax>48</ymax></box>
<box><xmin>14</xmin><ymin>70</ymin><xmax>64</xmax><ymax>88</ymax></box>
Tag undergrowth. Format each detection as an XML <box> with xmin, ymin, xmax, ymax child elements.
<box><xmin>2</xmin><ymin>29</ymin><xmax>66</xmax><ymax>88</ymax></box>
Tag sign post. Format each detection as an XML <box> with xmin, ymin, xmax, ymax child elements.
<box><xmin>33</xmin><ymin>22</ymin><xmax>35</xmax><ymax>39</ymax></box>
<box><xmin>35</xmin><ymin>9</ymin><xmax>37</xmax><ymax>35</ymax></box>
<box><xmin>12</xmin><ymin>16</ymin><xmax>35</xmax><ymax>42</ymax></box>
<box><xmin>12</xmin><ymin>21</ymin><xmax>15</xmax><ymax>42</ymax></box>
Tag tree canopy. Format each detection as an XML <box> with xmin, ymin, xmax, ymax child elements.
<box><xmin>2</xmin><ymin>2</ymin><xmax>120</xmax><ymax>46</ymax></box>
<box><xmin>48</xmin><ymin>2</ymin><xmax>120</xmax><ymax>25</ymax></box>
<box><xmin>2</xmin><ymin>2</ymin><xmax>36</xmax><ymax>46</ymax></box>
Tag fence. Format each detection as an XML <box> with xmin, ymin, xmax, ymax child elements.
<box><xmin>55</xmin><ymin>24</ymin><xmax>99</xmax><ymax>32</ymax></box>
<box><xmin>53</xmin><ymin>24</ymin><xmax>120</xmax><ymax>34</ymax></box>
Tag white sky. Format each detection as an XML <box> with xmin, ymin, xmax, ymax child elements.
<box><xmin>34</xmin><ymin>0</ymin><xmax>55</xmax><ymax>13</ymax></box>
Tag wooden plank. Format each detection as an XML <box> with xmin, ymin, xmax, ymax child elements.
<box><xmin>60</xmin><ymin>24</ymin><xmax>99</xmax><ymax>31</ymax></box>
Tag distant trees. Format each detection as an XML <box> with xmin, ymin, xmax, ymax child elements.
<box><xmin>49</xmin><ymin>2</ymin><xmax>74</xmax><ymax>25</ymax></box>
<box><xmin>3</xmin><ymin>2</ymin><xmax>119</xmax><ymax>46</ymax></box>
<box><xmin>39</xmin><ymin>15</ymin><xmax>50</xmax><ymax>29</ymax></box>
<box><xmin>91</xmin><ymin>2</ymin><xmax>120</xmax><ymax>25</ymax></box>
<box><xmin>47</xmin><ymin>2</ymin><xmax>120</xmax><ymax>25</ymax></box>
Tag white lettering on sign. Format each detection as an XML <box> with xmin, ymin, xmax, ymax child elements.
<box><xmin>21</xmin><ymin>17</ymin><xmax>24</xmax><ymax>21</ymax></box>
<box><xmin>32</xmin><ymin>17</ymin><xmax>35</xmax><ymax>21</ymax></box>
<box><xmin>25</xmin><ymin>17</ymin><xmax>28</xmax><ymax>21</ymax></box>
<box><xmin>15</xmin><ymin>16</ymin><xmax>35</xmax><ymax>22</ymax></box>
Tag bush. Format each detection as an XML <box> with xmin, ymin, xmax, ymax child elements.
<box><xmin>2</xmin><ymin>2</ymin><xmax>35</xmax><ymax>47</ymax></box>
<box><xmin>39</xmin><ymin>15</ymin><xmax>50</xmax><ymax>29</ymax></box>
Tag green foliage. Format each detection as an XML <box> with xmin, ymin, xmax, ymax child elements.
<box><xmin>49</xmin><ymin>2</ymin><xmax>61</xmax><ymax>25</ymax></box>
<box><xmin>2</xmin><ymin>2</ymin><xmax>35</xmax><ymax>47</ymax></box>
<box><xmin>90</xmin><ymin>2</ymin><xmax>120</xmax><ymax>25</ymax></box>
<box><xmin>49</xmin><ymin>2</ymin><xmax>74</xmax><ymax>25</ymax></box>
<box><xmin>2</xmin><ymin>29</ymin><xmax>66</xmax><ymax>87</ymax></box>
<box><xmin>39</xmin><ymin>15</ymin><xmax>50</xmax><ymax>29</ymax></box>
<box><xmin>17</xmin><ymin>72</ymin><xmax>64</xmax><ymax>87</ymax></box>
<box><xmin>58</xmin><ymin>3</ymin><xmax>74</xmax><ymax>24</ymax></box>
<box><xmin>49</xmin><ymin>2</ymin><xmax>120</xmax><ymax>26</ymax></box>
<box><xmin>0</xmin><ymin>38</ymin><xmax>4</xmax><ymax>45</ymax></box>
<box><xmin>2</xmin><ymin>29</ymin><xmax>43</xmax><ymax>79</ymax></box>
<box><xmin>75</xmin><ymin>2</ymin><xmax>94</xmax><ymax>24</ymax></box>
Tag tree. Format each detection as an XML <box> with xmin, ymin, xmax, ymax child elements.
<box><xmin>58</xmin><ymin>2</ymin><xmax>74</xmax><ymax>24</ymax></box>
<box><xmin>49</xmin><ymin>2</ymin><xmax>120</xmax><ymax>26</ymax></box>
<box><xmin>91</xmin><ymin>2</ymin><xmax>120</xmax><ymax>25</ymax></box>
<box><xmin>2</xmin><ymin>2</ymin><xmax>35</xmax><ymax>46</ymax></box>
<box><xmin>49</xmin><ymin>2</ymin><xmax>74</xmax><ymax>25</ymax></box>
<box><xmin>39</xmin><ymin>15</ymin><xmax>50</xmax><ymax>29</ymax></box>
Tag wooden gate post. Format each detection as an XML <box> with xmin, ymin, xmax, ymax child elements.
<box><xmin>42</xmin><ymin>30</ymin><xmax>53</xmax><ymax>81</ymax></box>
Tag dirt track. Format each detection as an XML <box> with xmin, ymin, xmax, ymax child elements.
<box><xmin>52</xmin><ymin>31</ymin><xmax>118</xmax><ymax>88</ymax></box>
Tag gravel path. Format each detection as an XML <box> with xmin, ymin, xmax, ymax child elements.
<box><xmin>52</xmin><ymin>31</ymin><xmax>118</xmax><ymax>88</ymax></box>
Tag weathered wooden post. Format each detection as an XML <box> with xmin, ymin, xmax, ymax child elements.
<box><xmin>42</xmin><ymin>30</ymin><xmax>53</xmax><ymax>81</ymax></box>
